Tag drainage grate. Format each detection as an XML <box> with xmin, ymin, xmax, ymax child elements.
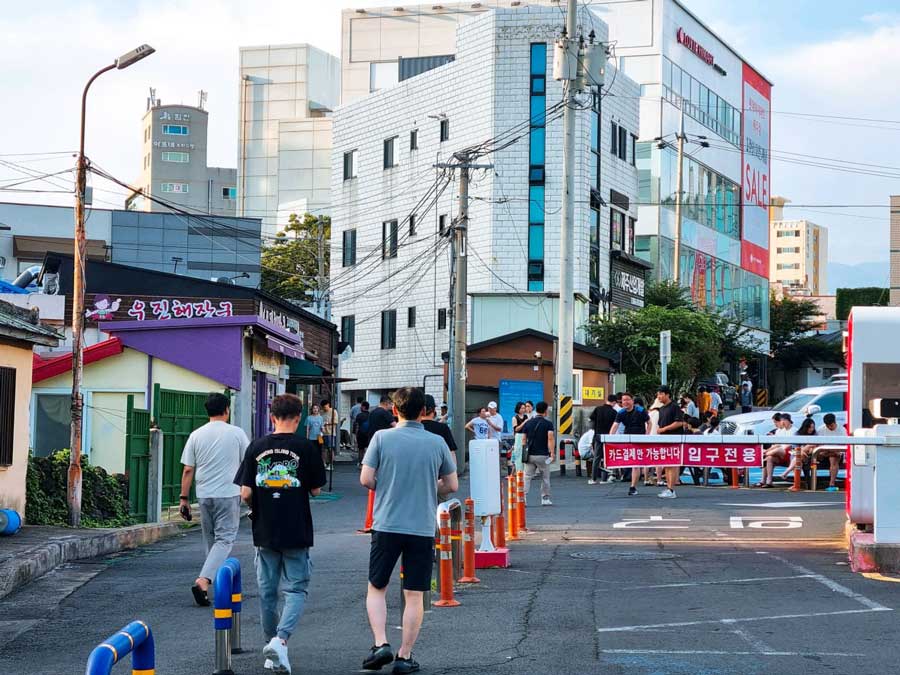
<box><xmin>569</xmin><ymin>550</ymin><xmax>679</xmax><ymax>562</ymax></box>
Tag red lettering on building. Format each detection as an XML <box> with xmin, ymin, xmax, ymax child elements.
<box><xmin>676</xmin><ymin>27</ymin><xmax>715</xmax><ymax>66</ymax></box>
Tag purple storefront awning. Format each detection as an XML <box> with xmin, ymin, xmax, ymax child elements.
<box><xmin>267</xmin><ymin>335</ymin><xmax>304</xmax><ymax>360</ymax></box>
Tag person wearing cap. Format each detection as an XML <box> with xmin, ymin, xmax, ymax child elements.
<box><xmin>421</xmin><ymin>394</ymin><xmax>458</xmax><ymax>460</ymax></box>
<box><xmin>486</xmin><ymin>401</ymin><xmax>504</xmax><ymax>440</ymax></box>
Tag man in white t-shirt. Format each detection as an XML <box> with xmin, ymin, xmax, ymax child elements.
<box><xmin>709</xmin><ymin>389</ymin><xmax>723</xmax><ymax>413</ymax></box>
<box><xmin>465</xmin><ymin>407</ymin><xmax>492</xmax><ymax>440</ymax></box>
<box><xmin>179</xmin><ymin>392</ymin><xmax>250</xmax><ymax>606</ymax></box>
<box><xmin>486</xmin><ymin>401</ymin><xmax>504</xmax><ymax>440</ymax></box>
<box><xmin>814</xmin><ymin>413</ymin><xmax>848</xmax><ymax>492</ymax></box>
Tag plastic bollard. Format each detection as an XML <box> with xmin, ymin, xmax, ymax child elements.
<box><xmin>731</xmin><ymin>468</ymin><xmax>740</xmax><ymax>489</ymax></box>
<box><xmin>559</xmin><ymin>441</ymin><xmax>567</xmax><ymax>477</ymax></box>
<box><xmin>574</xmin><ymin>448</ymin><xmax>583</xmax><ymax>477</ymax></box>
<box><xmin>213</xmin><ymin>561</ymin><xmax>236</xmax><ymax>675</ymax></box>
<box><xmin>357</xmin><ymin>489</ymin><xmax>375</xmax><ymax>533</ymax></box>
<box><xmin>493</xmin><ymin>481</ymin><xmax>506</xmax><ymax>549</ymax></box>
<box><xmin>85</xmin><ymin>620</ymin><xmax>154</xmax><ymax>675</ymax></box>
<box><xmin>506</xmin><ymin>475</ymin><xmax>519</xmax><ymax>541</ymax></box>
<box><xmin>516</xmin><ymin>471</ymin><xmax>526</xmax><ymax>531</ymax></box>
<box><xmin>433</xmin><ymin>511</ymin><xmax>460</xmax><ymax>607</ymax></box>
<box><xmin>225</xmin><ymin>558</ymin><xmax>242</xmax><ymax>654</ymax></box>
<box><xmin>459</xmin><ymin>498</ymin><xmax>480</xmax><ymax>583</ymax></box>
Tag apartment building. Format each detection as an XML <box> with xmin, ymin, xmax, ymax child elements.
<box><xmin>769</xmin><ymin>198</ymin><xmax>828</xmax><ymax>295</ymax></box>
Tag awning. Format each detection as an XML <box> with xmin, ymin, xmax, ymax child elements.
<box><xmin>14</xmin><ymin>235</ymin><xmax>108</xmax><ymax>260</ymax></box>
<box><xmin>267</xmin><ymin>335</ymin><xmax>304</xmax><ymax>360</ymax></box>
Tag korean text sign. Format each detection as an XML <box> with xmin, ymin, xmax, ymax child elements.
<box><xmin>604</xmin><ymin>442</ymin><xmax>763</xmax><ymax>468</ymax></box>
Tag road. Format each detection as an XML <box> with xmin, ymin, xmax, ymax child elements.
<box><xmin>1</xmin><ymin>468</ymin><xmax>898</xmax><ymax>675</ymax></box>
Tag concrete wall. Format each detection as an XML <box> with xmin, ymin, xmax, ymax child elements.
<box><xmin>0</xmin><ymin>343</ymin><xmax>35</xmax><ymax>515</ymax></box>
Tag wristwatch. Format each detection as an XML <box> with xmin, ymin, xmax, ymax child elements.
<box><xmin>179</xmin><ymin>495</ymin><xmax>189</xmax><ymax>501</ymax></box>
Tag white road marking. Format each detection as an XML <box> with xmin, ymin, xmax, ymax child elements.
<box><xmin>761</xmin><ymin>552</ymin><xmax>891</xmax><ymax>611</ymax></box>
<box><xmin>596</xmin><ymin>607</ymin><xmax>890</xmax><ymax>633</ymax></box>
<box><xmin>729</xmin><ymin>625</ymin><xmax>774</xmax><ymax>653</ymax></box>
<box><xmin>625</xmin><ymin>574</ymin><xmax>812</xmax><ymax>590</ymax></box>
<box><xmin>730</xmin><ymin>516</ymin><xmax>803</xmax><ymax>529</ymax></box>
<box><xmin>718</xmin><ymin>501</ymin><xmax>841</xmax><ymax>508</ymax></box>
<box><xmin>613</xmin><ymin>515</ymin><xmax>691</xmax><ymax>529</ymax></box>
<box><xmin>600</xmin><ymin>649</ymin><xmax>864</xmax><ymax>657</ymax></box>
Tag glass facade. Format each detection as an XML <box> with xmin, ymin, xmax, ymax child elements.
<box><xmin>527</xmin><ymin>43</ymin><xmax>547</xmax><ymax>292</ymax></box>
<box><xmin>662</xmin><ymin>57</ymin><xmax>741</xmax><ymax>146</ymax></box>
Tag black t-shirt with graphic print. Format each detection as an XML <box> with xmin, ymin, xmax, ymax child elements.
<box><xmin>234</xmin><ymin>433</ymin><xmax>326</xmax><ymax>550</ymax></box>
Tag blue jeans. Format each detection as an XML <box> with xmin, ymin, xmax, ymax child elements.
<box><xmin>255</xmin><ymin>547</ymin><xmax>312</xmax><ymax>641</ymax></box>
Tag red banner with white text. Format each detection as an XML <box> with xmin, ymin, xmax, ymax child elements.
<box><xmin>604</xmin><ymin>442</ymin><xmax>763</xmax><ymax>468</ymax></box>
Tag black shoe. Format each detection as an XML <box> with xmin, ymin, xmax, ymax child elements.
<box><xmin>627</xmin><ymin>487</ymin><xmax>637</xmax><ymax>496</ymax></box>
<box><xmin>363</xmin><ymin>644</ymin><xmax>394</xmax><ymax>671</ymax></box>
<box><xmin>190</xmin><ymin>583</ymin><xmax>210</xmax><ymax>607</ymax></box>
<box><xmin>392</xmin><ymin>656</ymin><xmax>420</xmax><ymax>674</ymax></box>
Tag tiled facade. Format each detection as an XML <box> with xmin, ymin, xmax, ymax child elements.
<box><xmin>330</xmin><ymin>8</ymin><xmax>639</xmax><ymax>403</ymax></box>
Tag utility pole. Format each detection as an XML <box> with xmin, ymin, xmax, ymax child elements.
<box><xmin>672</xmin><ymin>106</ymin><xmax>686</xmax><ymax>284</ymax></box>
<box><xmin>556</xmin><ymin>0</ymin><xmax>578</xmax><ymax>437</ymax></box>
<box><xmin>316</xmin><ymin>215</ymin><xmax>325</xmax><ymax>318</ymax></box>
<box><xmin>436</xmin><ymin>152</ymin><xmax>492</xmax><ymax>474</ymax></box>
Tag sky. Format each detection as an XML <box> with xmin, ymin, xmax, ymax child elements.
<box><xmin>1</xmin><ymin>0</ymin><xmax>898</xmax><ymax>265</ymax></box>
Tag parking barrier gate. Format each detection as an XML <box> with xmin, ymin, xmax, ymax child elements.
<box><xmin>213</xmin><ymin>557</ymin><xmax>242</xmax><ymax>675</ymax></box>
<box><xmin>85</xmin><ymin>620</ymin><xmax>154</xmax><ymax>675</ymax></box>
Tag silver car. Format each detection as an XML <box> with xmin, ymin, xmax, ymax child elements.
<box><xmin>719</xmin><ymin>385</ymin><xmax>847</xmax><ymax>436</ymax></box>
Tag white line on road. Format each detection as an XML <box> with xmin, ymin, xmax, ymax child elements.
<box><xmin>596</xmin><ymin>607</ymin><xmax>890</xmax><ymax>633</ymax></box>
<box><xmin>729</xmin><ymin>625</ymin><xmax>774</xmax><ymax>653</ymax></box>
<box><xmin>626</xmin><ymin>574</ymin><xmax>812</xmax><ymax>590</ymax></box>
<box><xmin>600</xmin><ymin>649</ymin><xmax>864</xmax><ymax>657</ymax></box>
<box><xmin>761</xmin><ymin>552</ymin><xmax>891</xmax><ymax>611</ymax></box>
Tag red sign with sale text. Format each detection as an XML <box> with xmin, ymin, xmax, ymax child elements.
<box><xmin>604</xmin><ymin>442</ymin><xmax>763</xmax><ymax>468</ymax></box>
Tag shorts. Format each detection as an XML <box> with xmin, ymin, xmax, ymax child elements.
<box><xmin>369</xmin><ymin>530</ymin><xmax>434</xmax><ymax>592</ymax></box>
<box><xmin>324</xmin><ymin>434</ymin><xmax>336</xmax><ymax>449</ymax></box>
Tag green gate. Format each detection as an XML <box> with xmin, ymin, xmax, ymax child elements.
<box><xmin>125</xmin><ymin>395</ymin><xmax>151</xmax><ymax>523</ymax></box>
<box><xmin>154</xmin><ymin>384</ymin><xmax>215</xmax><ymax>507</ymax></box>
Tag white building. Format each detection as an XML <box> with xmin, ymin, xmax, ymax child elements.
<box><xmin>769</xmin><ymin>197</ymin><xmax>828</xmax><ymax>296</ymax></box>
<box><xmin>237</xmin><ymin>44</ymin><xmax>340</xmax><ymax>236</ymax></box>
<box><xmin>330</xmin><ymin>7</ymin><xmax>642</xmax><ymax>404</ymax></box>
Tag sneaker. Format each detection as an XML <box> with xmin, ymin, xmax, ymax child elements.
<box><xmin>825</xmin><ymin>485</ymin><xmax>839</xmax><ymax>492</ymax></box>
<box><xmin>363</xmin><ymin>644</ymin><xmax>394</xmax><ymax>671</ymax></box>
<box><xmin>605</xmin><ymin>475</ymin><xmax>615</xmax><ymax>483</ymax></box>
<box><xmin>263</xmin><ymin>637</ymin><xmax>290</xmax><ymax>674</ymax></box>
<box><xmin>541</xmin><ymin>496</ymin><xmax>553</xmax><ymax>506</ymax></box>
<box><xmin>627</xmin><ymin>487</ymin><xmax>637</xmax><ymax>496</ymax></box>
<box><xmin>264</xmin><ymin>659</ymin><xmax>274</xmax><ymax>671</ymax></box>
<box><xmin>658</xmin><ymin>489</ymin><xmax>677</xmax><ymax>499</ymax></box>
<box><xmin>392</xmin><ymin>655</ymin><xmax>421</xmax><ymax>674</ymax></box>
<box><xmin>587</xmin><ymin>479</ymin><xmax>597</xmax><ymax>485</ymax></box>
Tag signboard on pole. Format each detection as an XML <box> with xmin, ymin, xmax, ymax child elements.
<box><xmin>659</xmin><ymin>330</ymin><xmax>671</xmax><ymax>386</ymax></box>
<box><xmin>604</xmin><ymin>442</ymin><xmax>763</xmax><ymax>468</ymax></box>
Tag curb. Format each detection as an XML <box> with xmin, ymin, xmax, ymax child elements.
<box><xmin>0</xmin><ymin>520</ymin><xmax>188</xmax><ymax>601</ymax></box>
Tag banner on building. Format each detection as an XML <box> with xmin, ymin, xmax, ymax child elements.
<box><xmin>740</xmin><ymin>63</ymin><xmax>771</xmax><ymax>277</ymax></box>
<box><xmin>604</xmin><ymin>442</ymin><xmax>763</xmax><ymax>468</ymax></box>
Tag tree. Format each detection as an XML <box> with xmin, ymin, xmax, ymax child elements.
<box><xmin>643</xmin><ymin>279</ymin><xmax>692</xmax><ymax>310</ymax></box>
<box><xmin>835</xmin><ymin>287</ymin><xmax>888</xmax><ymax>320</ymax></box>
<box><xmin>260</xmin><ymin>213</ymin><xmax>330</xmax><ymax>301</ymax></box>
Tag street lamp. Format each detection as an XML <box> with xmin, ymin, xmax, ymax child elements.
<box><xmin>68</xmin><ymin>44</ymin><xmax>155</xmax><ymax>527</ymax></box>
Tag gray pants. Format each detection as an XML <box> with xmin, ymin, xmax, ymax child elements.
<box><xmin>523</xmin><ymin>456</ymin><xmax>551</xmax><ymax>500</ymax></box>
<box><xmin>256</xmin><ymin>547</ymin><xmax>312</xmax><ymax>641</ymax></box>
<box><xmin>198</xmin><ymin>496</ymin><xmax>241</xmax><ymax>582</ymax></box>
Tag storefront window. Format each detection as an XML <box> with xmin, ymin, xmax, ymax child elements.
<box><xmin>32</xmin><ymin>394</ymin><xmax>71</xmax><ymax>458</ymax></box>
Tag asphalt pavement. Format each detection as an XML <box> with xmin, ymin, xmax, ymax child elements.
<box><xmin>1</xmin><ymin>467</ymin><xmax>898</xmax><ymax>675</ymax></box>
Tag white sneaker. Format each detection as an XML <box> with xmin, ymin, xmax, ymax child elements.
<box><xmin>263</xmin><ymin>637</ymin><xmax>290</xmax><ymax>673</ymax></box>
<box><xmin>541</xmin><ymin>497</ymin><xmax>553</xmax><ymax>506</ymax></box>
<box><xmin>605</xmin><ymin>475</ymin><xmax>615</xmax><ymax>483</ymax></box>
<box><xmin>657</xmin><ymin>489</ymin><xmax>677</xmax><ymax>499</ymax></box>
<box><xmin>264</xmin><ymin>659</ymin><xmax>274</xmax><ymax>671</ymax></box>
<box><xmin>587</xmin><ymin>479</ymin><xmax>597</xmax><ymax>485</ymax></box>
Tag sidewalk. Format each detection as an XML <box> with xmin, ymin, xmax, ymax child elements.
<box><xmin>0</xmin><ymin>517</ymin><xmax>192</xmax><ymax>601</ymax></box>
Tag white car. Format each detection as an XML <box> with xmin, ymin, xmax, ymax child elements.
<box><xmin>719</xmin><ymin>385</ymin><xmax>847</xmax><ymax>436</ymax></box>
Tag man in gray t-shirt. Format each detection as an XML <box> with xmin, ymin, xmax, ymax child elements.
<box><xmin>359</xmin><ymin>387</ymin><xmax>457</xmax><ymax>673</ymax></box>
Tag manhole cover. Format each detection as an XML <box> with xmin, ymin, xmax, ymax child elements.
<box><xmin>569</xmin><ymin>550</ymin><xmax>679</xmax><ymax>561</ymax></box>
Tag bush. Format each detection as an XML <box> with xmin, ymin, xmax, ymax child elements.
<box><xmin>835</xmin><ymin>287</ymin><xmax>888</xmax><ymax>320</ymax></box>
<box><xmin>25</xmin><ymin>450</ymin><xmax>134</xmax><ymax>528</ymax></box>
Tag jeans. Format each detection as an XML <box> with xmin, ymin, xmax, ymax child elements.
<box><xmin>256</xmin><ymin>547</ymin><xmax>313</xmax><ymax>641</ymax></box>
<box><xmin>591</xmin><ymin>439</ymin><xmax>609</xmax><ymax>481</ymax></box>
<box><xmin>198</xmin><ymin>496</ymin><xmax>241</xmax><ymax>582</ymax></box>
<box><xmin>523</xmin><ymin>456</ymin><xmax>551</xmax><ymax>499</ymax></box>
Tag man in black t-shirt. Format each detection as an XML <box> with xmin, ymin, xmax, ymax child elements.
<box><xmin>234</xmin><ymin>393</ymin><xmax>326</xmax><ymax>675</ymax></box>
<box><xmin>521</xmin><ymin>401</ymin><xmax>555</xmax><ymax>506</ymax></box>
<box><xmin>367</xmin><ymin>395</ymin><xmax>397</xmax><ymax>436</ymax></box>
<box><xmin>655</xmin><ymin>385</ymin><xmax>686</xmax><ymax>499</ymax></box>
<box><xmin>610</xmin><ymin>392</ymin><xmax>651</xmax><ymax>496</ymax></box>
<box><xmin>422</xmin><ymin>394</ymin><xmax>458</xmax><ymax>458</ymax></box>
<box><xmin>588</xmin><ymin>395</ymin><xmax>619</xmax><ymax>484</ymax></box>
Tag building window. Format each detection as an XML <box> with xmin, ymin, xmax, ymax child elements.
<box><xmin>382</xmin><ymin>219</ymin><xmax>398</xmax><ymax>259</ymax></box>
<box><xmin>343</xmin><ymin>150</ymin><xmax>358</xmax><ymax>180</ymax></box>
<box><xmin>527</xmin><ymin>42</ymin><xmax>547</xmax><ymax>292</ymax></box>
<box><xmin>630</xmin><ymin>134</ymin><xmax>637</xmax><ymax>167</ymax></box>
<box><xmin>410</xmin><ymin>129</ymin><xmax>418</xmax><ymax>150</ymax></box>
<box><xmin>610</xmin><ymin>209</ymin><xmax>626</xmax><ymax>251</ymax></box>
<box><xmin>571</xmin><ymin>369</ymin><xmax>584</xmax><ymax>405</ymax></box>
<box><xmin>381</xmin><ymin>310</ymin><xmax>397</xmax><ymax>349</ymax></box>
<box><xmin>222</xmin><ymin>186</ymin><xmax>236</xmax><ymax>199</ymax></box>
<box><xmin>663</xmin><ymin>56</ymin><xmax>741</xmax><ymax>146</ymax></box>
<box><xmin>342</xmin><ymin>229</ymin><xmax>357</xmax><ymax>267</ymax></box>
<box><xmin>0</xmin><ymin>366</ymin><xmax>14</xmax><ymax>466</ymax></box>
<box><xmin>161</xmin><ymin>151</ymin><xmax>189</xmax><ymax>163</ymax></box>
<box><xmin>162</xmin><ymin>124</ymin><xmax>189</xmax><ymax>136</ymax></box>
<box><xmin>370</xmin><ymin>61</ymin><xmax>399</xmax><ymax>92</ymax></box>
<box><xmin>439</xmin><ymin>214</ymin><xmax>448</xmax><ymax>235</ymax></box>
<box><xmin>161</xmin><ymin>182</ymin><xmax>189</xmax><ymax>193</ymax></box>
<box><xmin>383</xmin><ymin>137</ymin><xmax>397</xmax><ymax>169</ymax></box>
<box><xmin>618</xmin><ymin>126</ymin><xmax>627</xmax><ymax>161</ymax></box>
<box><xmin>440</xmin><ymin>118</ymin><xmax>450</xmax><ymax>142</ymax></box>
<box><xmin>611</xmin><ymin>121</ymin><xmax>618</xmax><ymax>157</ymax></box>
<box><xmin>341</xmin><ymin>315</ymin><xmax>355</xmax><ymax>351</ymax></box>
<box><xmin>408</xmin><ymin>306</ymin><xmax>416</xmax><ymax>328</ymax></box>
<box><xmin>438</xmin><ymin>308</ymin><xmax>447</xmax><ymax>330</ymax></box>
<box><xmin>627</xmin><ymin>217</ymin><xmax>636</xmax><ymax>255</ymax></box>
<box><xmin>409</xmin><ymin>213</ymin><xmax>417</xmax><ymax>237</ymax></box>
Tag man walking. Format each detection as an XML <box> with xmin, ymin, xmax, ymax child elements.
<box><xmin>739</xmin><ymin>382</ymin><xmax>753</xmax><ymax>414</ymax></box>
<box><xmin>360</xmin><ymin>387</ymin><xmax>458</xmax><ymax>674</ymax></box>
<box><xmin>350</xmin><ymin>396</ymin><xmax>364</xmax><ymax>455</ymax></box>
<box><xmin>321</xmin><ymin>399</ymin><xmax>339</xmax><ymax>467</ymax></box>
<box><xmin>655</xmin><ymin>386</ymin><xmax>686</xmax><ymax>499</ymax></box>
<box><xmin>422</xmin><ymin>394</ymin><xmax>457</xmax><ymax>458</ymax></box>
<box><xmin>609</xmin><ymin>393</ymin><xmax>651</xmax><ymax>496</ymax></box>
<box><xmin>179</xmin><ymin>392</ymin><xmax>250</xmax><ymax>607</ymax></box>
<box><xmin>521</xmin><ymin>401</ymin><xmax>555</xmax><ymax>506</ymax></box>
<box><xmin>234</xmin><ymin>394</ymin><xmax>327</xmax><ymax>674</ymax></box>
<box><xmin>588</xmin><ymin>395</ymin><xmax>617</xmax><ymax>485</ymax></box>
<box><xmin>368</xmin><ymin>395</ymin><xmax>397</xmax><ymax>436</ymax></box>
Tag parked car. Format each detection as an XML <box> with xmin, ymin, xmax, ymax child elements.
<box><xmin>826</xmin><ymin>372</ymin><xmax>848</xmax><ymax>385</ymax></box>
<box><xmin>718</xmin><ymin>385</ymin><xmax>847</xmax><ymax>436</ymax></box>
<box><xmin>699</xmin><ymin>372</ymin><xmax>737</xmax><ymax>410</ymax></box>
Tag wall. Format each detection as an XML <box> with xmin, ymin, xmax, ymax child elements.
<box><xmin>892</xmin><ymin>195</ymin><xmax>900</xmax><ymax>307</ymax></box>
<box><xmin>0</xmin><ymin>343</ymin><xmax>35</xmax><ymax>515</ymax></box>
